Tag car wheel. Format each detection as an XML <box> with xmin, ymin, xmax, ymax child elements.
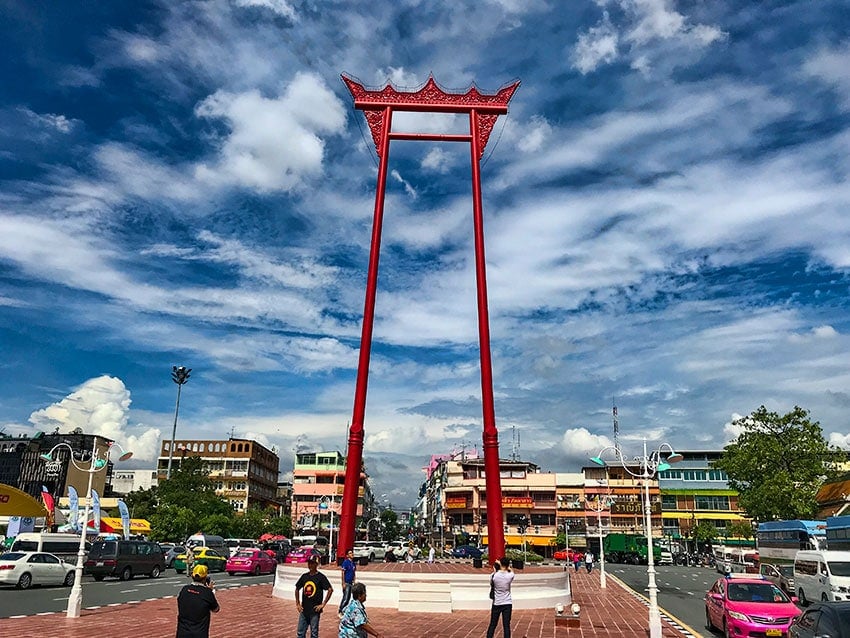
<box><xmin>150</xmin><ymin>565</ymin><xmax>161</xmax><ymax>579</ymax></box>
<box><xmin>798</xmin><ymin>588</ymin><xmax>808</xmax><ymax>606</ymax></box>
<box><xmin>64</xmin><ymin>571</ymin><xmax>75</xmax><ymax>587</ymax></box>
<box><xmin>93</xmin><ymin>574</ymin><xmax>105</xmax><ymax>581</ymax></box>
<box><xmin>228</xmin><ymin>572</ymin><xmax>235</xmax><ymax>576</ymax></box>
<box><xmin>253</xmin><ymin>565</ymin><xmax>260</xmax><ymax>576</ymax></box>
<box><xmin>369</xmin><ymin>553</ymin><xmax>375</xmax><ymax>562</ymax></box>
<box><xmin>17</xmin><ymin>573</ymin><xmax>32</xmax><ymax>590</ymax></box>
<box><xmin>120</xmin><ymin>566</ymin><xmax>132</xmax><ymax>581</ymax></box>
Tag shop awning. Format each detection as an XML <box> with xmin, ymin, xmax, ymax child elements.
<box><xmin>661</xmin><ymin>512</ymin><xmax>747</xmax><ymax>521</ymax></box>
<box><xmin>91</xmin><ymin>517</ymin><xmax>152</xmax><ymax>534</ymax></box>
<box><xmin>481</xmin><ymin>535</ymin><xmax>556</xmax><ymax>547</ymax></box>
<box><xmin>0</xmin><ymin>484</ymin><xmax>48</xmax><ymax>517</ymax></box>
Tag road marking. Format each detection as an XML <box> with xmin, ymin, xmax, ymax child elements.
<box><xmin>120</xmin><ymin>589</ymin><xmax>139</xmax><ymax>593</ymax></box>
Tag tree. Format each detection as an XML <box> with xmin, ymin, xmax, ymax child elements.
<box><xmin>692</xmin><ymin>521</ymin><xmax>718</xmax><ymax>547</ymax></box>
<box><xmin>380</xmin><ymin>508</ymin><xmax>400</xmax><ymax>541</ymax></box>
<box><xmin>121</xmin><ymin>487</ymin><xmax>159</xmax><ymax>520</ymax></box>
<box><xmin>726</xmin><ymin>521</ymin><xmax>754</xmax><ymax>542</ymax></box>
<box><xmin>713</xmin><ymin>406</ymin><xmax>845</xmax><ymax>521</ymax></box>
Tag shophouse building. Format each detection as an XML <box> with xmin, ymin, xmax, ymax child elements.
<box><xmin>156</xmin><ymin>437</ymin><xmax>281</xmax><ymax>512</ymax></box>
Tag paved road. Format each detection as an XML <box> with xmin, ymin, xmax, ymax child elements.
<box><xmin>0</xmin><ymin>569</ymin><xmax>275</xmax><ymax>618</ymax></box>
<box><xmin>603</xmin><ymin>563</ymin><xmax>717</xmax><ymax>637</ymax></box>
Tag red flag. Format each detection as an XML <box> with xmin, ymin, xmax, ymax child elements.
<box><xmin>41</xmin><ymin>486</ymin><xmax>55</xmax><ymax>529</ymax></box>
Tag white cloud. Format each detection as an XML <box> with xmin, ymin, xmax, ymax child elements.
<box><xmin>574</xmin><ymin>0</ymin><xmax>724</xmax><ymax>73</ymax></box>
<box><xmin>802</xmin><ymin>43</ymin><xmax>850</xmax><ymax>108</ymax></box>
<box><xmin>19</xmin><ymin>108</ymin><xmax>78</xmax><ymax>134</ymax></box>
<box><xmin>194</xmin><ymin>73</ymin><xmax>347</xmax><ymax>191</ymax></box>
<box><xmin>561</xmin><ymin>428</ymin><xmax>613</xmax><ymax>457</ymax></box>
<box><xmin>232</xmin><ymin>0</ymin><xmax>297</xmax><ymax>20</ymax></box>
<box><xmin>829</xmin><ymin>432</ymin><xmax>850</xmax><ymax>450</ymax></box>
<box><xmin>28</xmin><ymin>376</ymin><xmax>162</xmax><ymax>463</ymax></box>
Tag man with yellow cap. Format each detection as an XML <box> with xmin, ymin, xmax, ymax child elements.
<box><xmin>176</xmin><ymin>564</ymin><xmax>220</xmax><ymax>638</ymax></box>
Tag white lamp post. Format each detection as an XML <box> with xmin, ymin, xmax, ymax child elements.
<box><xmin>591</xmin><ymin>494</ymin><xmax>614</xmax><ymax>588</ymax></box>
<box><xmin>591</xmin><ymin>439</ymin><xmax>682</xmax><ymax>638</ymax></box>
<box><xmin>40</xmin><ymin>438</ymin><xmax>133</xmax><ymax>618</ymax></box>
<box><xmin>319</xmin><ymin>495</ymin><xmax>335</xmax><ymax>560</ymax></box>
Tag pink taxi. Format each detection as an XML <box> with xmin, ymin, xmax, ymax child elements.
<box><xmin>225</xmin><ymin>548</ymin><xmax>277</xmax><ymax>576</ymax></box>
<box><xmin>705</xmin><ymin>575</ymin><xmax>801</xmax><ymax>637</ymax></box>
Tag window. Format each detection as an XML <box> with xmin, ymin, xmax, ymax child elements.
<box><xmin>659</xmin><ymin>469</ymin><xmax>682</xmax><ymax>479</ymax></box>
<box><xmin>661</xmin><ymin>495</ymin><xmax>678</xmax><ymax>509</ymax></box>
<box><xmin>708</xmin><ymin>469</ymin><xmax>726</xmax><ymax>481</ymax></box>
<box><xmin>683</xmin><ymin>470</ymin><xmax>707</xmax><ymax>481</ymax></box>
<box><xmin>695</xmin><ymin>495</ymin><xmax>730</xmax><ymax>511</ymax></box>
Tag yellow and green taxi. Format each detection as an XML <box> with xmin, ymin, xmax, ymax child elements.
<box><xmin>174</xmin><ymin>547</ymin><xmax>227</xmax><ymax>574</ymax></box>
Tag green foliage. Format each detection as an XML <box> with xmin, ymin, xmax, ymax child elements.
<box><xmin>692</xmin><ymin>521</ymin><xmax>719</xmax><ymax>544</ymax></box>
<box><xmin>232</xmin><ymin>507</ymin><xmax>270</xmax><ymax>539</ymax></box>
<box><xmin>713</xmin><ymin>406</ymin><xmax>844</xmax><ymax>521</ymax></box>
<box><xmin>553</xmin><ymin>532</ymin><xmax>566</xmax><ymax>548</ymax></box>
<box><xmin>265</xmin><ymin>515</ymin><xmax>292</xmax><ymax>537</ymax></box>
<box><xmin>504</xmin><ymin>548</ymin><xmax>543</xmax><ymax>563</ymax></box>
<box><xmin>121</xmin><ymin>487</ymin><xmax>159</xmax><ymax>520</ymax></box>
<box><xmin>149</xmin><ymin>505</ymin><xmax>200</xmax><ymax>542</ymax></box>
<box><xmin>726</xmin><ymin>521</ymin><xmax>754</xmax><ymax>540</ymax></box>
<box><xmin>198</xmin><ymin>513</ymin><xmax>234</xmax><ymax>537</ymax></box>
<box><xmin>379</xmin><ymin>508</ymin><xmax>400</xmax><ymax>541</ymax></box>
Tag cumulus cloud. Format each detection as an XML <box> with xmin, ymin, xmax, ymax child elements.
<box><xmin>232</xmin><ymin>0</ymin><xmax>297</xmax><ymax>20</ymax></box>
<box><xmin>829</xmin><ymin>432</ymin><xmax>850</xmax><ymax>450</ymax></box>
<box><xmin>560</xmin><ymin>428</ymin><xmax>613</xmax><ymax>457</ymax></box>
<box><xmin>28</xmin><ymin>376</ymin><xmax>162</xmax><ymax>463</ymax></box>
<box><xmin>194</xmin><ymin>73</ymin><xmax>347</xmax><ymax>191</ymax></box>
<box><xmin>573</xmin><ymin>0</ymin><xmax>724</xmax><ymax>74</ymax></box>
<box><xmin>722</xmin><ymin>413</ymin><xmax>746</xmax><ymax>443</ymax></box>
<box><xmin>802</xmin><ymin>43</ymin><xmax>850</xmax><ymax>107</ymax></box>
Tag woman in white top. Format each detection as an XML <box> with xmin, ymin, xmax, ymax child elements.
<box><xmin>486</xmin><ymin>558</ymin><xmax>514</xmax><ymax>638</ymax></box>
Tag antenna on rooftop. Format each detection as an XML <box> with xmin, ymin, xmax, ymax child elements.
<box><xmin>612</xmin><ymin>397</ymin><xmax>620</xmax><ymax>453</ymax></box>
<box><xmin>510</xmin><ymin>426</ymin><xmax>521</xmax><ymax>461</ymax></box>
<box><xmin>229</xmin><ymin>425</ymin><xmax>235</xmax><ymax>439</ymax></box>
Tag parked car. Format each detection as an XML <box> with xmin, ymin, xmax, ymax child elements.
<box><xmin>161</xmin><ymin>544</ymin><xmax>186</xmax><ymax>569</ymax></box>
<box><xmin>285</xmin><ymin>546</ymin><xmax>321</xmax><ymax>564</ymax></box>
<box><xmin>790</xmin><ymin>601</ymin><xmax>850</xmax><ymax>638</ymax></box>
<box><xmin>760</xmin><ymin>562</ymin><xmax>795</xmax><ymax>594</ymax></box>
<box><xmin>452</xmin><ymin>545</ymin><xmax>483</xmax><ymax>559</ymax></box>
<box><xmin>366</xmin><ymin>541</ymin><xmax>387</xmax><ymax>561</ymax></box>
<box><xmin>226</xmin><ymin>548</ymin><xmax>277</xmax><ymax>576</ymax></box>
<box><xmin>658</xmin><ymin>550</ymin><xmax>674</xmax><ymax>565</ymax></box>
<box><xmin>705</xmin><ymin>574</ymin><xmax>801</xmax><ymax>637</ymax></box>
<box><xmin>352</xmin><ymin>541</ymin><xmax>374</xmax><ymax>562</ymax></box>
<box><xmin>262</xmin><ymin>540</ymin><xmax>291</xmax><ymax>563</ymax></box>
<box><xmin>174</xmin><ymin>547</ymin><xmax>227</xmax><ymax>574</ymax></box>
<box><xmin>0</xmin><ymin>551</ymin><xmax>75</xmax><ymax>589</ymax></box>
<box><xmin>84</xmin><ymin>539</ymin><xmax>166</xmax><ymax>581</ymax></box>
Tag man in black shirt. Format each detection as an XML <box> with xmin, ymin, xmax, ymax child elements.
<box><xmin>295</xmin><ymin>555</ymin><xmax>334</xmax><ymax>638</ymax></box>
<box><xmin>177</xmin><ymin>564</ymin><xmax>220</xmax><ymax>638</ymax></box>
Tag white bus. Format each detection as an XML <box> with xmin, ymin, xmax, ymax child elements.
<box><xmin>10</xmin><ymin>532</ymin><xmax>90</xmax><ymax>564</ymax></box>
<box><xmin>793</xmin><ymin>550</ymin><xmax>850</xmax><ymax>605</ymax></box>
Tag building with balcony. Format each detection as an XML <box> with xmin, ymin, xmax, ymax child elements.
<box><xmin>658</xmin><ymin>450</ymin><xmax>751</xmax><ymax>551</ymax></box>
<box><xmin>291</xmin><ymin>451</ymin><xmax>372</xmax><ymax>540</ymax></box>
<box><xmin>157</xmin><ymin>438</ymin><xmax>281</xmax><ymax>512</ymax></box>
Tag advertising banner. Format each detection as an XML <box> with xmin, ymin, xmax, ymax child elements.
<box><xmin>91</xmin><ymin>489</ymin><xmax>101</xmax><ymax>531</ymax></box>
<box><xmin>67</xmin><ymin>486</ymin><xmax>79</xmax><ymax>531</ymax></box>
<box><xmin>117</xmin><ymin>499</ymin><xmax>130</xmax><ymax>539</ymax></box>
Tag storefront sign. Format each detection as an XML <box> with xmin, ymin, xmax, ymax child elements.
<box><xmin>502</xmin><ymin>496</ymin><xmax>534</xmax><ymax>507</ymax></box>
<box><xmin>611</xmin><ymin>502</ymin><xmax>661</xmax><ymax>515</ymax></box>
<box><xmin>445</xmin><ymin>497</ymin><xmax>468</xmax><ymax>509</ymax></box>
<box><xmin>44</xmin><ymin>461</ymin><xmax>62</xmax><ymax>476</ymax></box>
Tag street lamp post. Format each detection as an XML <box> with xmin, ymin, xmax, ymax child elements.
<box><xmin>591</xmin><ymin>495</ymin><xmax>614</xmax><ymax>588</ymax></box>
<box><xmin>591</xmin><ymin>439</ymin><xmax>682</xmax><ymax>638</ymax></box>
<box><xmin>319</xmin><ymin>495</ymin><xmax>335</xmax><ymax>560</ymax></box>
<box><xmin>40</xmin><ymin>438</ymin><xmax>132</xmax><ymax>618</ymax></box>
<box><xmin>166</xmin><ymin>365</ymin><xmax>191</xmax><ymax>480</ymax></box>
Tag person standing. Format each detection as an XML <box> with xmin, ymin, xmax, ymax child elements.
<box><xmin>338</xmin><ymin>548</ymin><xmax>356</xmax><ymax>616</ymax></box>
<box><xmin>295</xmin><ymin>555</ymin><xmax>334</xmax><ymax>638</ymax></box>
<box><xmin>176</xmin><ymin>564</ymin><xmax>220</xmax><ymax>638</ymax></box>
<box><xmin>572</xmin><ymin>551</ymin><xmax>581</xmax><ymax>573</ymax></box>
<box><xmin>339</xmin><ymin>582</ymin><xmax>382</xmax><ymax>638</ymax></box>
<box><xmin>427</xmin><ymin>544</ymin><xmax>435</xmax><ymax>564</ymax></box>
<box><xmin>486</xmin><ymin>558</ymin><xmax>514</xmax><ymax>638</ymax></box>
<box><xmin>185</xmin><ymin>547</ymin><xmax>195</xmax><ymax>578</ymax></box>
<box><xmin>585</xmin><ymin>550</ymin><xmax>594</xmax><ymax>573</ymax></box>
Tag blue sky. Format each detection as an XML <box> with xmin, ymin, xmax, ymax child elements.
<box><xmin>2</xmin><ymin>1</ymin><xmax>850</xmax><ymax>506</ymax></box>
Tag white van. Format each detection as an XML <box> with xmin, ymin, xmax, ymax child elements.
<box><xmin>793</xmin><ymin>550</ymin><xmax>850</xmax><ymax>605</ymax></box>
<box><xmin>185</xmin><ymin>534</ymin><xmax>228</xmax><ymax>556</ymax></box>
<box><xmin>225</xmin><ymin>538</ymin><xmax>257</xmax><ymax>557</ymax></box>
<box><xmin>291</xmin><ymin>535</ymin><xmax>329</xmax><ymax>558</ymax></box>
<box><xmin>10</xmin><ymin>532</ymin><xmax>90</xmax><ymax>564</ymax></box>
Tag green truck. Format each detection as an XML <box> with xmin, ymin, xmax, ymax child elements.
<box><xmin>603</xmin><ymin>533</ymin><xmax>661</xmax><ymax>564</ymax></box>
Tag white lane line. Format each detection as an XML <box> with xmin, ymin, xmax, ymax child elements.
<box><xmin>120</xmin><ymin>589</ymin><xmax>139</xmax><ymax>593</ymax></box>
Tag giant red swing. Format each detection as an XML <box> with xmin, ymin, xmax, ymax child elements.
<box><xmin>336</xmin><ymin>75</ymin><xmax>520</xmax><ymax>560</ymax></box>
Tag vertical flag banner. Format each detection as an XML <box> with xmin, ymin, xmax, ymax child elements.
<box><xmin>91</xmin><ymin>489</ymin><xmax>101</xmax><ymax>533</ymax></box>
<box><xmin>67</xmin><ymin>486</ymin><xmax>79</xmax><ymax>532</ymax></box>
<box><xmin>41</xmin><ymin>486</ymin><xmax>55</xmax><ymax>530</ymax></box>
<box><xmin>7</xmin><ymin>516</ymin><xmax>21</xmax><ymax>538</ymax></box>
<box><xmin>20</xmin><ymin>517</ymin><xmax>35</xmax><ymax>533</ymax></box>
<box><xmin>118</xmin><ymin>499</ymin><xmax>130</xmax><ymax>539</ymax></box>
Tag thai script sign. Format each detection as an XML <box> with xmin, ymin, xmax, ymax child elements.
<box><xmin>611</xmin><ymin>502</ymin><xmax>661</xmax><ymax>515</ymax></box>
<box><xmin>502</xmin><ymin>496</ymin><xmax>534</xmax><ymax>507</ymax></box>
<box><xmin>445</xmin><ymin>497</ymin><xmax>468</xmax><ymax>509</ymax></box>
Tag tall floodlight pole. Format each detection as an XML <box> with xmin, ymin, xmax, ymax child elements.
<box><xmin>166</xmin><ymin>365</ymin><xmax>191</xmax><ymax>480</ymax></box>
<box><xmin>40</xmin><ymin>438</ymin><xmax>133</xmax><ymax>618</ymax></box>
<box><xmin>591</xmin><ymin>439</ymin><xmax>683</xmax><ymax>638</ymax></box>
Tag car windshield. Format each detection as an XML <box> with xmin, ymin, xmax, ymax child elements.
<box><xmin>0</xmin><ymin>552</ymin><xmax>25</xmax><ymax>561</ymax></box>
<box><xmin>828</xmin><ymin>561</ymin><xmax>850</xmax><ymax>577</ymax></box>
<box><xmin>235</xmin><ymin>550</ymin><xmax>256</xmax><ymax>558</ymax></box>
<box><xmin>727</xmin><ymin>583</ymin><xmax>788</xmax><ymax>603</ymax></box>
<box><xmin>778</xmin><ymin>566</ymin><xmax>794</xmax><ymax>577</ymax></box>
